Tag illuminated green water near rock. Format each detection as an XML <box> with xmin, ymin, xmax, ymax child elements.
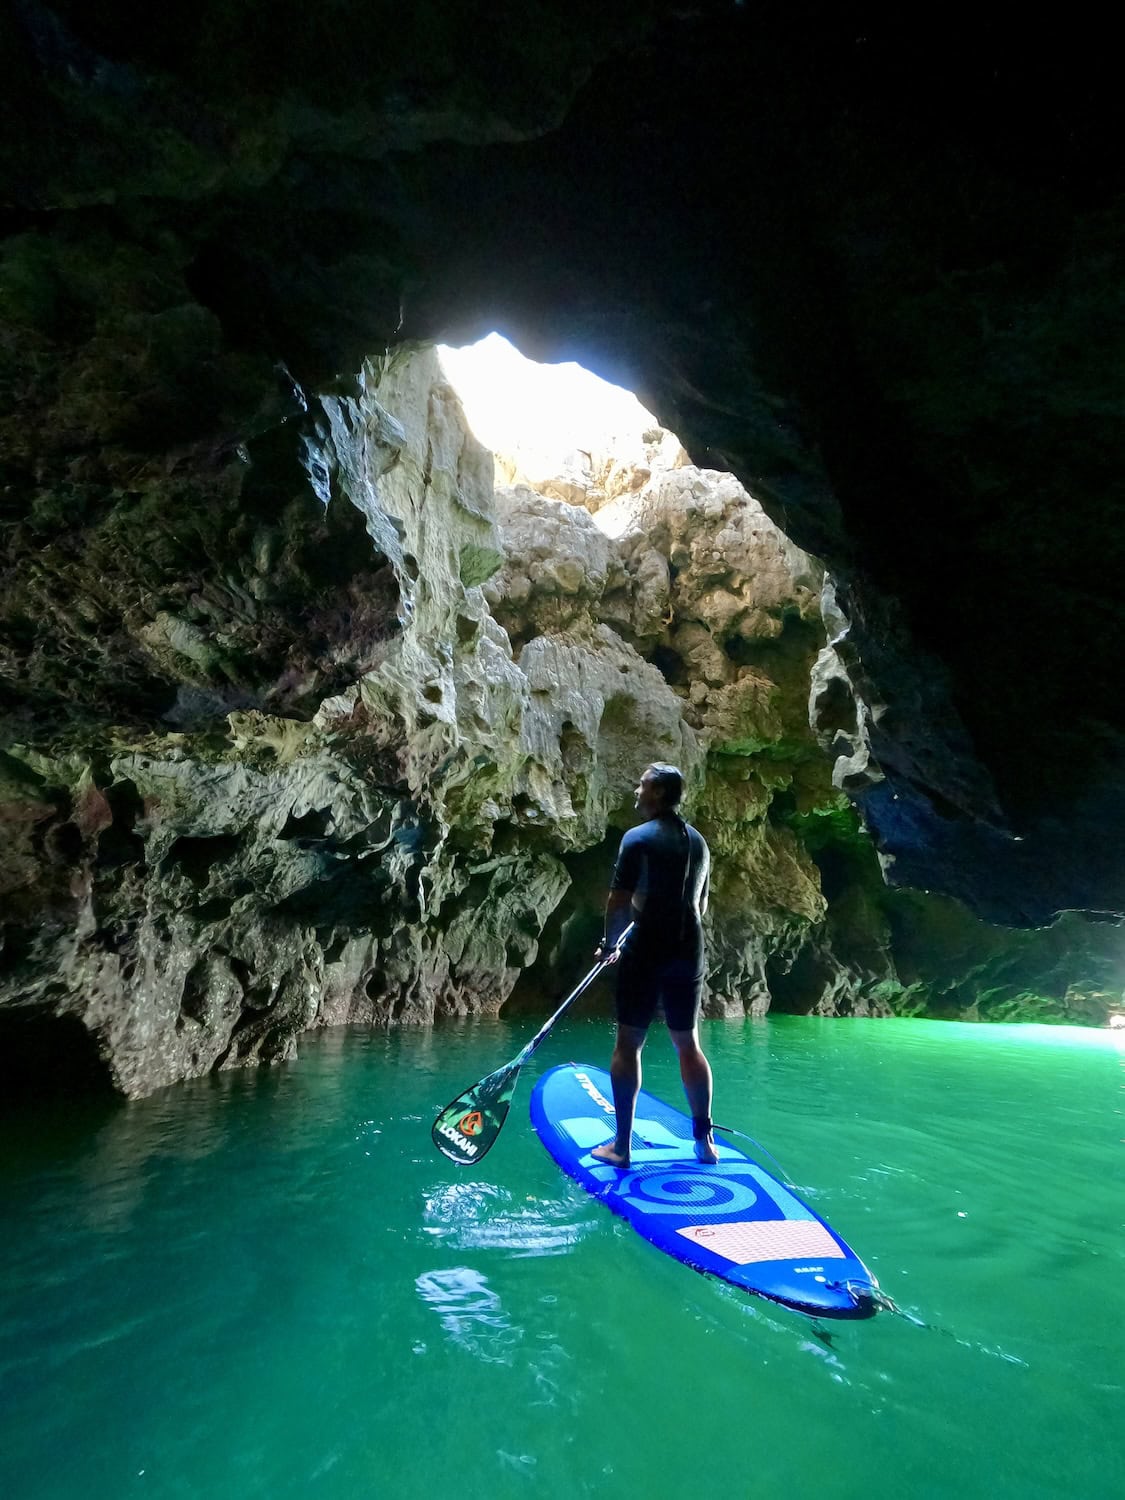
<box><xmin>1</xmin><ymin>1018</ymin><xmax>1121</xmax><ymax>1499</ymax></box>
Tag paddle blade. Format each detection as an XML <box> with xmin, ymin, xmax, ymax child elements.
<box><xmin>431</xmin><ymin>1062</ymin><xmax>521</xmax><ymax>1166</ymax></box>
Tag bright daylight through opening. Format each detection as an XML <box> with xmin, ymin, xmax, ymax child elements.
<box><xmin>436</xmin><ymin>333</ymin><xmax>692</xmax><ymax>540</ymax></box>
<box><xmin>437</xmin><ymin>333</ymin><xmax>657</xmax><ymax>466</ymax></box>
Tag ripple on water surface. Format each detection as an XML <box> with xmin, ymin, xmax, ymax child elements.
<box><xmin>0</xmin><ymin>1016</ymin><xmax>1122</xmax><ymax>1500</ymax></box>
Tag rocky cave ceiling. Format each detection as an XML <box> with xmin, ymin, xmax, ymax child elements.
<box><xmin>3</xmin><ymin>0</ymin><xmax>1124</xmax><ymax>926</ymax></box>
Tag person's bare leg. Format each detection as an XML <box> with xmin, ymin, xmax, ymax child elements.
<box><xmin>670</xmin><ymin>1027</ymin><xmax>719</xmax><ymax>1162</ymax></box>
<box><xmin>591</xmin><ymin>1025</ymin><xmax>647</xmax><ymax>1166</ymax></box>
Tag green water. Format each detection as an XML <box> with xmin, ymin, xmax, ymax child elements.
<box><xmin>1</xmin><ymin>1017</ymin><xmax>1122</xmax><ymax>1500</ymax></box>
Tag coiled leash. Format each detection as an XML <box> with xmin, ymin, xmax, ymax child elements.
<box><xmin>711</xmin><ymin>1122</ymin><xmax>796</xmax><ymax>1186</ymax></box>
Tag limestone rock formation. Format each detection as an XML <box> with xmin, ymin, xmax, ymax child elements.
<box><xmin>4</xmin><ymin>4</ymin><xmax>1125</xmax><ymax>1096</ymax></box>
<box><xmin>487</xmin><ymin>429</ymin><xmax>1124</xmax><ymax>1029</ymax></box>
<box><xmin>484</xmin><ymin>485</ymin><xmax>631</xmax><ymax>646</ymax></box>
<box><xmin>0</xmin><ymin>349</ymin><xmax>702</xmax><ymax>1094</ymax></box>
<box><xmin>603</xmin><ymin>466</ymin><xmax>836</xmax><ymax>1015</ymax></box>
<box><xmin>496</xmin><ymin>425</ymin><xmax>690</xmax><ymax>514</ymax></box>
<box><xmin>3</xmin><ymin>333</ymin><xmax>1120</xmax><ymax>1100</ymax></box>
<box><xmin>482</xmin><ymin>427</ymin><xmax>891</xmax><ymax>1020</ymax></box>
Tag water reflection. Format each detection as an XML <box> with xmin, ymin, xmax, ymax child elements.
<box><xmin>413</xmin><ymin>1266</ymin><xmax>576</xmax><ymax>1408</ymax></box>
<box><xmin>415</xmin><ymin>1267</ymin><xmax>523</xmax><ymax>1364</ymax></box>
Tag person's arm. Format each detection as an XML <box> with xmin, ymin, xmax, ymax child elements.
<box><xmin>596</xmin><ymin>833</ymin><xmax>640</xmax><ymax>959</ymax></box>
<box><xmin>598</xmin><ymin>890</ymin><xmax>633</xmax><ymax>957</ymax></box>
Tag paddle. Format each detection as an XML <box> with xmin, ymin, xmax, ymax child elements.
<box><xmin>431</xmin><ymin>923</ymin><xmax>634</xmax><ymax>1165</ymax></box>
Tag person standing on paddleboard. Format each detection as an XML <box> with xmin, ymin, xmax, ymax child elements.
<box><xmin>592</xmin><ymin>763</ymin><xmax>717</xmax><ymax>1167</ymax></box>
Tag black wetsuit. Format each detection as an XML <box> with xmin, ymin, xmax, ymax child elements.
<box><xmin>608</xmin><ymin>813</ymin><xmax>710</xmax><ymax>1031</ymax></box>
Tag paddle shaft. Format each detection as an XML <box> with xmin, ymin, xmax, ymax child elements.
<box><xmin>430</xmin><ymin>923</ymin><xmax>634</xmax><ymax>1164</ymax></box>
<box><xmin>515</xmin><ymin>922</ymin><xmax>634</xmax><ymax>1066</ymax></box>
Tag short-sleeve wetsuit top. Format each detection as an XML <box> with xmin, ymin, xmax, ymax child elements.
<box><xmin>610</xmin><ymin>813</ymin><xmax>710</xmax><ymax>976</ymax></box>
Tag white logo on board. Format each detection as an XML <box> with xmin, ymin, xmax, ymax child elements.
<box><xmin>574</xmin><ymin>1071</ymin><xmax>615</xmax><ymax>1114</ymax></box>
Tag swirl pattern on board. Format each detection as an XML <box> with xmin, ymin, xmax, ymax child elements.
<box><xmin>616</xmin><ymin>1168</ymin><xmax>759</xmax><ymax>1217</ymax></box>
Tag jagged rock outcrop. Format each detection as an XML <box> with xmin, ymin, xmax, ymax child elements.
<box><xmin>601</xmin><ymin>465</ymin><xmax>838</xmax><ymax>1014</ymax></box>
<box><xmin>0</xmin><ymin>349</ymin><xmax>702</xmax><ymax>1094</ymax></box>
<box><xmin>3</xmin><ymin>3</ymin><xmax>1125</xmax><ymax>1096</ymax></box>
<box><xmin>484</xmin><ymin>430</ymin><xmax>896</xmax><ymax>1019</ymax></box>
<box><xmin>484</xmin><ymin>486</ymin><xmax>632</xmax><ymax>646</ymax></box>
<box><xmin>488</xmin><ymin>434</ymin><xmax>1124</xmax><ymax>1028</ymax></box>
<box><xmin>5</xmin><ymin>1</ymin><xmax>1125</xmax><ymax>928</ymax></box>
<box><xmin>496</xmin><ymin>425</ymin><xmax>690</xmax><ymax>514</ymax></box>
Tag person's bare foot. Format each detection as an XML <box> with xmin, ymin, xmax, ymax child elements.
<box><xmin>591</xmin><ymin>1141</ymin><xmax>630</xmax><ymax>1168</ymax></box>
<box><xmin>693</xmin><ymin>1135</ymin><xmax>719</xmax><ymax>1164</ymax></box>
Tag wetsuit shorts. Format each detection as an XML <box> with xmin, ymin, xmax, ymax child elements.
<box><xmin>615</xmin><ymin>951</ymin><xmax>703</xmax><ymax>1032</ymax></box>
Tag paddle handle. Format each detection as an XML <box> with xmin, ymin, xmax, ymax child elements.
<box><xmin>515</xmin><ymin>922</ymin><xmax>634</xmax><ymax>1066</ymax></box>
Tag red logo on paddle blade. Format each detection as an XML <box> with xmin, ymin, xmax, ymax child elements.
<box><xmin>459</xmin><ymin>1111</ymin><xmax>484</xmax><ymax>1137</ymax></box>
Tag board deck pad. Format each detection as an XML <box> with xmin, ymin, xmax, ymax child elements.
<box><xmin>530</xmin><ymin>1063</ymin><xmax>878</xmax><ymax>1319</ymax></box>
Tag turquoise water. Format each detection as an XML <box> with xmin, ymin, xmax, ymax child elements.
<box><xmin>1</xmin><ymin>1017</ymin><xmax>1122</xmax><ymax>1500</ymax></box>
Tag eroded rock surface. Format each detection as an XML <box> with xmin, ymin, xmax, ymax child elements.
<box><xmin>1</xmin><ymin>351</ymin><xmax>704</xmax><ymax>1094</ymax></box>
<box><xmin>4</xmin><ymin>3</ymin><xmax>1125</xmax><ymax>1091</ymax></box>
<box><xmin>3</xmin><ymin>341</ymin><xmax>1120</xmax><ymax>1096</ymax></box>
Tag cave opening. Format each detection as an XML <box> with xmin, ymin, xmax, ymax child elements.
<box><xmin>436</xmin><ymin>330</ymin><xmax>844</xmax><ymax>1020</ymax></box>
<box><xmin>436</xmin><ymin>331</ymin><xmax>683</xmax><ymax>554</ymax></box>
<box><xmin>438</xmin><ymin>332</ymin><xmax>659</xmax><ymax>471</ymax></box>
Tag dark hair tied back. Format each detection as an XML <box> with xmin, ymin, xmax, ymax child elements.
<box><xmin>645</xmin><ymin>763</ymin><xmax>684</xmax><ymax>808</ymax></box>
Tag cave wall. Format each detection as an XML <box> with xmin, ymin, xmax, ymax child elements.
<box><xmin>3</xmin><ymin>331</ymin><xmax>1119</xmax><ymax>1097</ymax></box>
<box><xmin>4</xmin><ymin>2</ymin><xmax>1123</xmax><ymax>926</ymax></box>
<box><xmin>1</xmin><ymin>338</ymin><xmax>880</xmax><ymax>1095</ymax></box>
<box><xmin>0</xmin><ymin>349</ymin><xmax>702</xmax><ymax>1094</ymax></box>
<box><xmin>3</xmin><ymin>2</ymin><xmax>1124</xmax><ymax>1091</ymax></box>
<box><xmin>488</xmin><ymin>432</ymin><xmax>1125</xmax><ymax>1030</ymax></box>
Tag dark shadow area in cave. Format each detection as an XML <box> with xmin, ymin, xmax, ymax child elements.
<box><xmin>193</xmin><ymin>897</ymin><xmax>233</xmax><ymax>923</ymax></box>
<box><xmin>764</xmin><ymin>949</ymin><xmax>835</xmax><ymax>1016</ymax></box>
<box><xmin>272</xmin><ymin>865</ymin><xmax>408</xmax><ymax>929</ymax></box>
<box><xmin>44</xmin><ymin>820</ymin><xmax>83</xmax><ymax>863</ymax></box>
<box><xmin>650</xmin><ymin>645</ymin><xmax>687</xmax><ymax>687</ymax></box>
<box><xmin>0</xmin><ymin>1010</ymin><xmax>116</xmax><ymax>1105</ymax></box>
<box><xmin>812</xmin><ymin>674</ymin><xmax>857</xmax><ymax>741</ymax></box>
<box><xmin>97</xmin><ymin>779</ymin><xmax>148</xmax><ymax>867</ymax></box>
<box><xmin>0</xmin><ymin>923</ymin><xmax>35</xmax><ymax>976</ymax></box>
<box><xmin>278</xmin><ymin>806</ymin><xmax>332</xmax><ymax>841</ymax></box>
<box><xmin>814</xmin><ymin>845</ymin><xmax>863</xmax><ymax>905</ymax></box>
<box><xmin>502</xmin><ymin>839</ymin><xmax>620</xmax><ymax>1020</ymax></box>
<box><xmin>163</xmin><ymin>833</ymin><xmax>241</xmax><ymax>886</ymax></box>
<box><xmin>734</xmin><ymin>613</ymin><xmax>825</xmax><ymax>683</ymax></box>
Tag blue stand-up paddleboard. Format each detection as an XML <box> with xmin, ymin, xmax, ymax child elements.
<box><xmin>530</xmin><ymin>1063</ymin><xmax>880</xmax><ymax>1319</ymax></box>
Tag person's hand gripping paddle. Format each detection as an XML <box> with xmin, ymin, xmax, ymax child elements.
<box><xmin>431</xmin><ymin>923</ymin><xmax>634</xmax><ymax>1165</ymax></box>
